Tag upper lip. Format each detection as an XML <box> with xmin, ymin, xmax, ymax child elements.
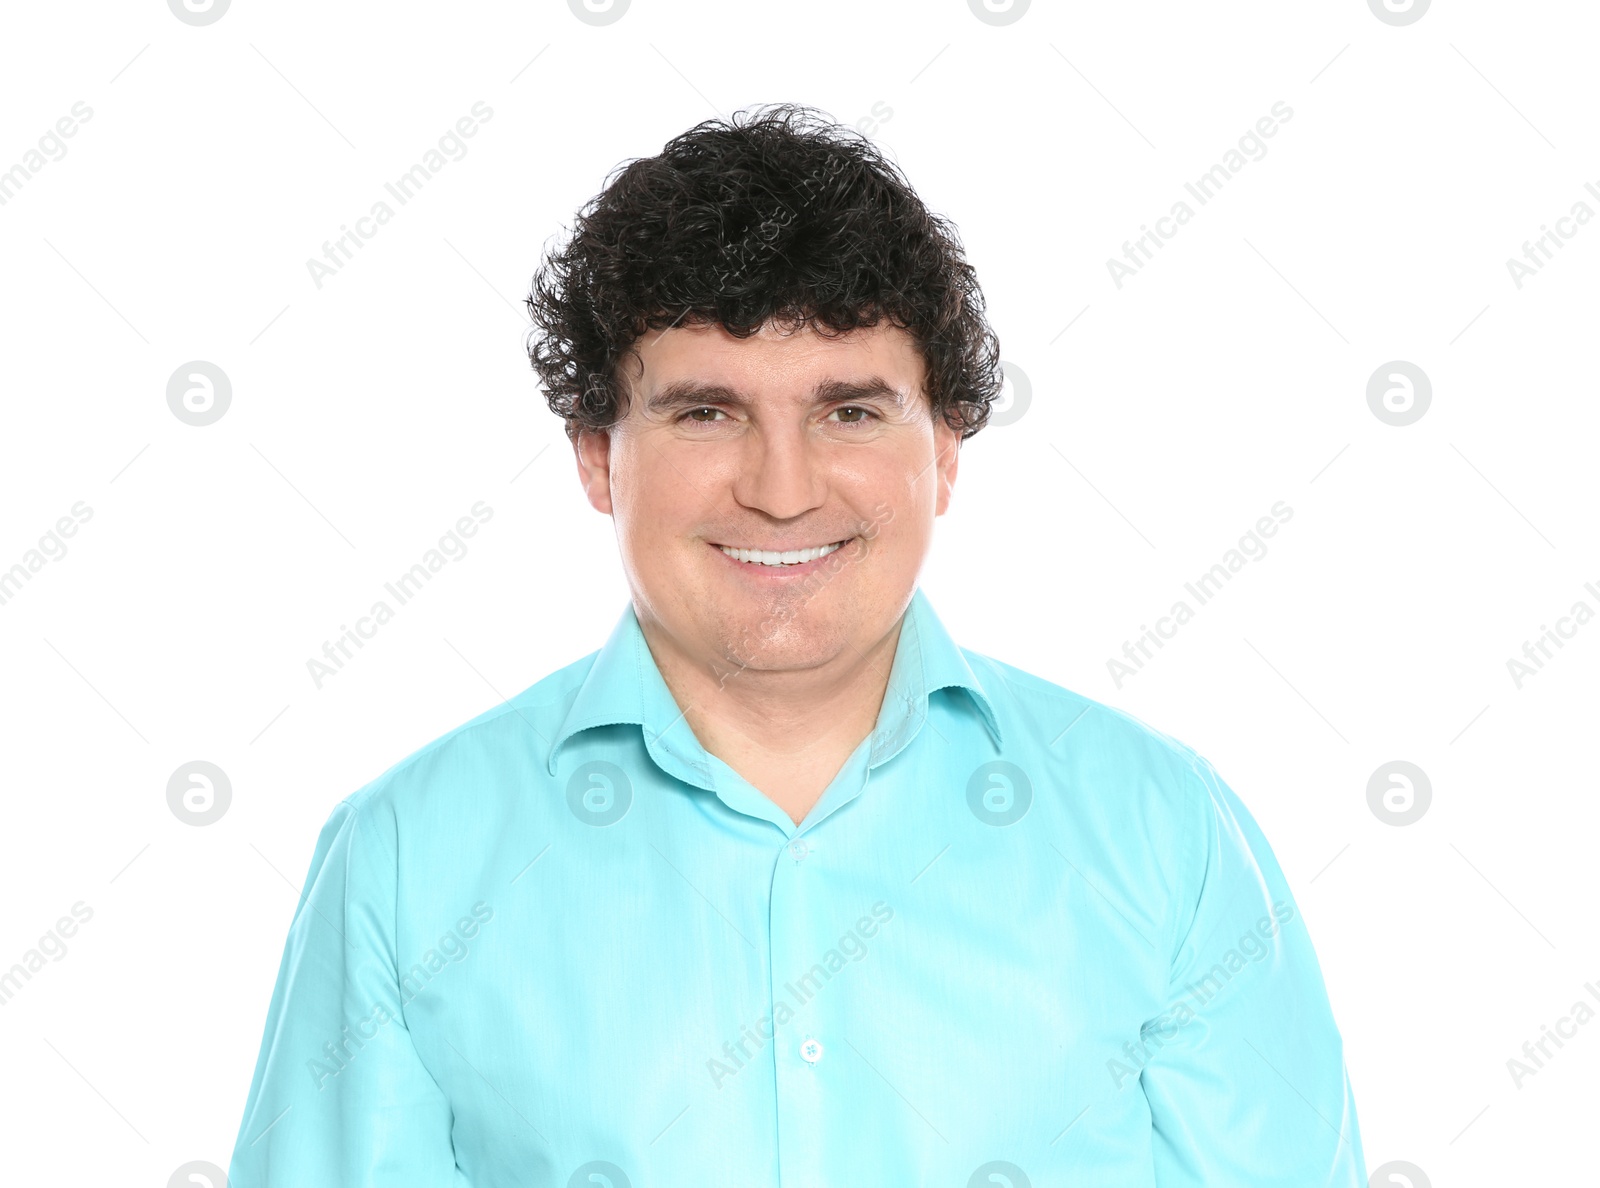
<box><xmin>712</xmin><ymin>538</ymin><xmax>850</xmax><ymax>550</ymax></box>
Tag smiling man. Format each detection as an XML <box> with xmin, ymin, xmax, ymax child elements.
<box><xmin>229</xmin><ymin>105</ymin><xmax>1367</xmax><ymax>1186</ymax></box>
<box><xmin>574</xmin><ymin>317</ymin><xmax>949</xmax><ymax>828</ymax></box>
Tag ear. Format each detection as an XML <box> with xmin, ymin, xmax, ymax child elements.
<box><xmin>932</xmin><ymin>415</ymin><xmax>960</xmax><ymax>517</ymax></box>
<box><xmin>573</xmin><ymin>427</ymin><xmax>614</xmax><ymax>515</ymax></box>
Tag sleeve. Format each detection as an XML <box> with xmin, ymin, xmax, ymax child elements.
<box><xmin>227</xmin><ymin>794</ymin><xmax>468</xmax><ymax>1187</ymax></box>
<box><xmin>1139</xmin><ymin>754</ymin><xmax>1368</xmax><ymax>1185</ymax></box>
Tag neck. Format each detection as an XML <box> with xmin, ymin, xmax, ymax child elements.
<box><xmin>637</xmin><ymin>610</ymin><xmax>907</xmax><ymax>818</ymax></box>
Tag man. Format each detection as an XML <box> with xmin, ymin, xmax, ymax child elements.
<box><xmin>229</xmin><ymin>105</ymin><xmax>1367</xmax><ymax>1185</ymax></box>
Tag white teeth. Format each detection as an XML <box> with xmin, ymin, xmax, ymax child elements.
<box><xmin>719</xmin><ymin>540</ymin><xmax>846</xmax><ymax>567</ymax></box>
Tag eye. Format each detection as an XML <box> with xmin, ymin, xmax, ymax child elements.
<box><xmin>829</xmin><ymin>405</ymin><xmax>878</xmax><ymax>426</ymax></box>
<box><xmin>680</xmin><ymin>406</ymin><xmax>726</xmax><ymax>424</ymax></box>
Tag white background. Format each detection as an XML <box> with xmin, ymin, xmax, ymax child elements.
<box><xmin>1</xmin><ymin>0</ymin><xmax>1595</xmax><ymax>1183</ymax></box>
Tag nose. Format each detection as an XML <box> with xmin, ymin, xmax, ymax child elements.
<box><xmin>728</xmin><ymin>421</ymin><xmax>829</xmax><ymax>521</ymax></box>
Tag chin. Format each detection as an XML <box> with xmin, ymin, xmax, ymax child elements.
<box><xmin>712</xmin><ymin>605</ymin><xmax>845</xmax><ymax>671</ymax></box>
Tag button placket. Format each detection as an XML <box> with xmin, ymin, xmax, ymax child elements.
<box><xmin>771</xmin><ymin>828</ymin><xmax>831</xmax><ymax>1185</ymax></box>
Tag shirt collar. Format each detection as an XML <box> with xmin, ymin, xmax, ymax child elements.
<box><xmin>545</xmin><ymin>586</ymin><xmax>1002</xmax><ymax>780</ymax></box>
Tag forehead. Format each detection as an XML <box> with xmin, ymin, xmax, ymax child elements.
<box><xmin>622</xmin><ymin>319</ymin><xmax>925</xmax><ymax>406</ymax></box>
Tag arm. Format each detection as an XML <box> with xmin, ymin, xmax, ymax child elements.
<box><xmin>1140</xmin><ymin>754</ymin><xmax>1367</xmax><ymax>1184</ymax></box>
<box><xmin>228</xmin><ymin>795</ymin><xmax>466</xmax><ymax>1187</ymax></box>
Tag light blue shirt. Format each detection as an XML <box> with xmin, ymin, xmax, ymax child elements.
<box><xmin>229</xmin><ymin>587</ymin><xmax>1366</xmax><ymax>1186</ymax></box>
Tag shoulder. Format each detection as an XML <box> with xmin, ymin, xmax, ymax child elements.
<box><xmin>956</xmin><ymin>647</ymin><xmax>1244</xmax><ymax>960</ymax></box>
<box><xmin>339</xmin><ymin>647</ymin><xmax>601</xmax><ymax>822</ymax></box>
<box><xmin>959</xmin><ymin>646</ymin><xmax>1217</xmax><ymax>814</ymax></box>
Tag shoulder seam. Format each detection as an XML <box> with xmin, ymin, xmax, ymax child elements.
<box><xmin>342</xmin><ymin>688</ymin><xmax>576</xmax><ymax>811</ymax></box>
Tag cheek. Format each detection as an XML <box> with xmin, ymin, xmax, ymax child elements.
<box><xmin>609</xmin><ymin>439</ymin><xmax>682</xmax><ymax>530</ymax></box>
<box><xmin>606</xmin><ymin>435</ymin><xmax>646</xmax><ymax>506</ymax></box>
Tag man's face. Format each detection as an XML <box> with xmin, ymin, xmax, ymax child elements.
<box><xmin>573</xmin><ymin>318</ymin><xmax>960</xmax><ymax>683</ymax></box>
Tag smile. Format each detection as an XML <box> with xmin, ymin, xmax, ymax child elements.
<box><xmin>716</xmin><ymin>540</ymin><xmax>848</xmax><ymax>567</ymax></box>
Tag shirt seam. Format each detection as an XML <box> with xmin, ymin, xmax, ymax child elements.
<box><xmin>344</xmin><ymin>690</ymin><xmax>574</xmax><ymax>812</ymax></box>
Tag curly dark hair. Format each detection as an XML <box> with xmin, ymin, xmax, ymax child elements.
<box><xmin>524</xmin><ymin>103</ymin><xmax>1002</xmax><ymax>443</ymax></box>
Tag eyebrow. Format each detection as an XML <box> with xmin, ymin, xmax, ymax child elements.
<box><xmin>644</xmin><ymin>376</ymin><xmax>909</xmax><ymax>416</ymax></box>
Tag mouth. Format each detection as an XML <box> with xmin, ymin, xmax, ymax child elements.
<box><xmin>711</xmin><ymin>538</ymin><xmax>854</xmax><ymax>573</ymax></box>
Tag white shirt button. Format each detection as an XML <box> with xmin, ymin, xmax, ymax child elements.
<box><xmin>789</xmin><ymin>839</ymin><xmax>810</xmax><ymax>861</ymax></box>
<box><xmin>800</xmin><ymin>1037</ymin><xmax>824</xmax><ymax>1064</ymax></box>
